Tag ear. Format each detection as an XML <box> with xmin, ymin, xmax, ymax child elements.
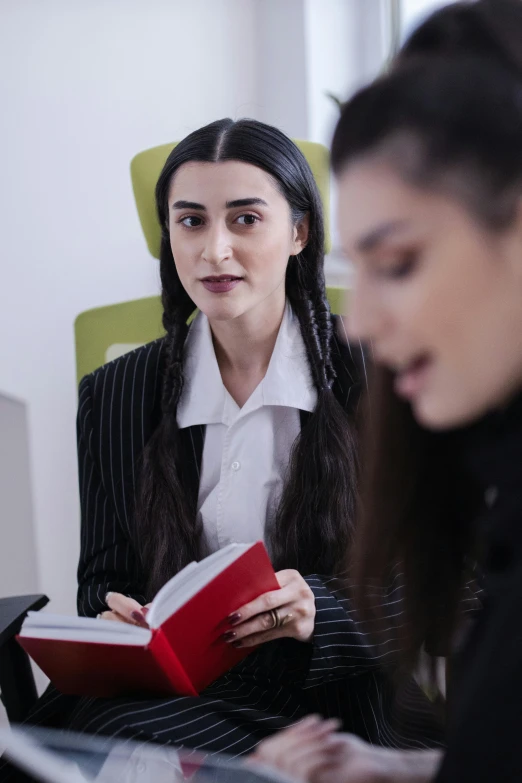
<box><xmin>291</xmin><ymin>213</ymin><xmax>310</xmax><ymax>255</ymax></box>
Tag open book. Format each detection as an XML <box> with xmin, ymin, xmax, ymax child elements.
<box><xmin>17</xmin><ymin>541</ymin><xmax>279</xmax><ymax>698</ymax></box>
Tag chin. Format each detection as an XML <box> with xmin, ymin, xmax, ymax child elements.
<box><xmin>412</xmin><ymin>395</ymin><xmax>488</xmax><ymax>432</ymax></box>
<box><xmin>196</xmin><ymin>297</ymin><xmax>249</xmax><ymax>323</ymax></box>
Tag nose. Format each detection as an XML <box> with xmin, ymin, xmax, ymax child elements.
<box><xmin>202</xmin><ymin>222</ymin><xmax>232</xmax><ymax>266</ymax></box>
<box><xmin>345</xmin><ymin>271</ymin><xmax>388</xmax><ymax>345</ymax></box>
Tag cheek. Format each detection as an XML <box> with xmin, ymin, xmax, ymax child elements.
<box><xmin>169</xmin><ymin>237</ymin><xmax>194</xmax><ymax>278</ymax></box>
<box><xmin>413</xmin><ymin>272</ymin><xmax>522</xmax><ymax>428</ymax></box>
<box><xmin>239</xmin><ymin>230</ymin><xmax>291</xmax><ymax>275</ymax></box>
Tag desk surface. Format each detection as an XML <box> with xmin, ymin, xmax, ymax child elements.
<box><xmin>1</xmin><ymin>725</ymin><xmax>296</xmax><ymax>783</ymax></box>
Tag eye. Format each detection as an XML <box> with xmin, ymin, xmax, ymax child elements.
<box><xmin>179</xmin><ymin>215</ymin><xmax>204</xmax><ymax>228</ymax></box>
<box><xmin>236</xmin><ymin>214</ymin><xmax>259</xmax><ymax>226</ymax></box>
<box><xmin>377</xmin><ymin>250</ymin><xmax>419</xmax><ymax>280</ymax></box>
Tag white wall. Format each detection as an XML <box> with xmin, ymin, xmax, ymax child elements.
<box><xmin>0</xmin><ymin>393</ymin><xmax>38</xmax><ymax>597</ymax></box>
<box><xmin>254</xmin><ymin>0</ymin><xmax>309</xmax><ymax>140</ymax></box>
<box><xmin>401</xmin><ymin>0</ymin><xmax>451</xmax><ymax>37</ymax></box>
<box><xmin>0</xmin><ymin>0</ymin><xmax>381</xmax><ymax>614</ymax></box>
<box><xmin>0</xmin><ymin>0</ymin><xmax>259</xmax><ymax>613</ymax></box>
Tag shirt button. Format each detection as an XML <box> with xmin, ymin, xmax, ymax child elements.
<box><xmin>485</xmin><ymin>485</ymin><xmax>498</xmax><ymax>509</ymax></box>
<box><xmin>231</xmin><ymin>461</ymin><xmax>241</xmax><ymax>471</ymax></box>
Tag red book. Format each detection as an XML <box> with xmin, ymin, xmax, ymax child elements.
<box><xmin>17</xmin><ymin>542</ymin><xmax>279</xmax><ymax>698</ymax></box>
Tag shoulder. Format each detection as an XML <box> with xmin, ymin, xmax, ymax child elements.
<box><xmin>78</xmin><ymin>338</ymin><xmax>166</xmax><ymax>426</ymax></box>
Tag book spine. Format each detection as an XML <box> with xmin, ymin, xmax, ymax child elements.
<box><xmin>149</xmin><ymin>628</ymin><xmax>198</xmax><ymax>697</ymax></box>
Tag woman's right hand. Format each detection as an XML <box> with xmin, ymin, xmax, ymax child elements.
<box><xmin>252</xmin><ymin>718</ymin><xmax>442</xmax><ymax>783</ymax></box>
<box><xmin>97</xmin><ymin>592</ymin><xmax>150</xmax><ymax>628</ymax></box>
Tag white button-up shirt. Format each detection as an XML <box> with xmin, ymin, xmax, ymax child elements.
<box><xmin>177</xmin><ymin>304</ymin><xmax>317</xmax><ymax>553</ymax></box>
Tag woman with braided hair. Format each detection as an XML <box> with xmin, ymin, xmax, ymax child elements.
<box><xmin>3</xmin><ymin>119</ymin><xmax>443</xmax><ymax>766</ymax></box>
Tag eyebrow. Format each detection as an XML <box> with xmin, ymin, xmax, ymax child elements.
<box><xmin>356</xmin><ymin>220</ymin><xmax>410</xmax><ymax>252</ymax></box>
<box><xmin>172</xmin><ymin>197</ymin><xmax>268</xmax><ymax>211</ymax></box>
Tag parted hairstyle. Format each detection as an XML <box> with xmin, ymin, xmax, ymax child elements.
<box><xmin>135</xmin><ymin>118</ymin><xmax>359</xmax><ymax>599</ymax></box>
<box><xmin>331</xmin><ymin>0</ymin><xmax>522</xmax><ymax>669</ymax></box>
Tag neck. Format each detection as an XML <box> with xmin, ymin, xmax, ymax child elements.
<box><xmin>209</xmin><ymin>290</ymin><xmax>286</xmax><ymax>375</ymax></box>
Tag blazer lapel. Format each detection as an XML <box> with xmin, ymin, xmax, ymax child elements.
<box><xmin>178</xmin><ymin>424</ymin><xmax>205</xmax><ymax>509</ymax></box>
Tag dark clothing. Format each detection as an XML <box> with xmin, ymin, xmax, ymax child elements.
<box><xmin>0</xmin><ymin>323</ymin><xmax>443</xmax><ymax>783</ymax></box>
<box><xmin>435</xmin><ymin>394</ymin><xmax>522</xmax><ymax>782</ymax></box>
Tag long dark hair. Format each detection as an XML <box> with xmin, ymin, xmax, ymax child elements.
<box><xmin>135</xmin><ymin>118</ymin><xmax>359</xmax><ymax>599</ymax></box>
<box><xmin>331</xmin><ymin>0</ymin><xmax>522</xmax><ymax>669</ymax></box>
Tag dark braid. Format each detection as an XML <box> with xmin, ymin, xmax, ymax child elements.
<box><xmin>134</xmin><ymin>231</ymin><xmax>205</xmax><ymax>599</ymax></box>
<box><xmin>135</xmin><ymin>118</ymin><xmax>359</xmax><ymax>597</ymax></box>
<box><xmin>269</xmin><ymin>258</ymin><xmax>359</xmax><ymax>575</ymax></box>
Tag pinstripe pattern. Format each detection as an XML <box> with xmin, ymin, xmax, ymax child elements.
<box><xmin>23</xmin><ymin>319</ymin><xmax>445</xmax><ymax>756</ymax></box>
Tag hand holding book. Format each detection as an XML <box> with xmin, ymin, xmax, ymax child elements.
<box><xmin>100</xmin><ymin>593</ymin><xmax>151</xmax><ymax>628</ymax></box>
<box><xmin>17</xmin><ymin>542</ymin><xmax>287</xmax><ymax>698</ymax></box>
<box><xmin>99</xmin><ymin>568</ymin><xmax>316</xmax><ymax>649</ymax></box>
<box><xmin>223</xmin><ymin>569</ymin><xmax>316</xmax><ymax>648</ymax></box>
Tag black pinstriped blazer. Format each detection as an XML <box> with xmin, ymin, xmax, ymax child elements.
<box><xmin>70</xmin><ymin>319</ymin><xmax>446</xmax><ymax>750</ymax></box>
<box><xmin>76</xmin><ymin>317</ymin><xmax>365</xmax><ymax>617</ymax></box>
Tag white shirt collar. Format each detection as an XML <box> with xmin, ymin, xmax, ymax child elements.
<box><xmin>177</xmin><ymin>302</ymin><xmax>317</xmax><ymax>429</ymax></box>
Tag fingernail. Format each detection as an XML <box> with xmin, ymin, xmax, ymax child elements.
<box><xmin>141</xmin><ymin>607</ymin><xmax>149</xmax><ymax>616</ymax></box>
<box><xmin>323</xmin><ymin>718</ymin><xmax>341</xmax><ymax>730</ymax></box>
<box><xmin>232</xmin><ymin>640</ymin><xmax>243</xmax><ymax>648</ymax></box>
<box><xmin>227</xmin><ymin>612</ymin><xmax>242</xmax><ymax>626</ymax></box>
<box><xmin>299</xmin><ymin>715</ymin><xmax>321</xmax><ymax>726</ymax></box>
<box><xmin>222</xmin><ymin>631</ymin><xmax>237</xmax><ymax>642</ymax></box>
<box><xmin>104</xmin><ymin>592</ymin><xmax>113</xmax><ymax>604</ymax></box>
<box><xmin>131</xmin><ymin>611</ymin><xmax>148</xmax><ymax>626</ymax></box>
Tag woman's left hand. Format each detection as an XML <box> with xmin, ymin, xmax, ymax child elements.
<box><xmin>223</xmin><ymin>569</ymin><xmax>315</xmax><ymax>647</ymax></box>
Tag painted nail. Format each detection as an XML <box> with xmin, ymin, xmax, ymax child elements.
<box><xmin>141</xmin><ymin>607</ymin><xmax>149</xmax><ymax>616</ymax></box>
<box><xmin>227</xmin><ymin>612</ymin><xmax>242</xmax><ymax>626</ymax></box>
<box><xmin>222</xmin><ymin>631</ymin><xmax>237</xmax><ymax>642</ymax></box>
<box><xmin>131</xmin><ymin>611</ymin><xmax>148</xmax><ymax>627</ymax></box>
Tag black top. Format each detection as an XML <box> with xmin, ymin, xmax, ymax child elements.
<box><xmin>437</xmin><ymin>393</ymin><xmax>522</xmax><ymax>782</ymax></box>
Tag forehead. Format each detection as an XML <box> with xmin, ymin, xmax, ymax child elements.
<box><xmin>336</xmin><ymin>159</ymin><xmax>448</xmax><ymax>250</ymax></box>
<box><xmin>168</xmin><ymin>160</ymin><xmax>281</xmax><ymax>201</ymax></box>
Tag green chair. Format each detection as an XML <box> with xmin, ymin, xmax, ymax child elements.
<box><xmin>75</xmin><ymin>139</ymin><xmax>346</xmax><ymax>383</ymax></box>
<box><xmin>74</xmin><ymin>288</ymin><xmax>347</xmax><ymax>383</ymax></box>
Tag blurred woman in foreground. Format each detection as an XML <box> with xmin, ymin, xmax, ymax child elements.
<box><xmin>254</xmin><ymin>1</ymin><xmax>522</xmax><ymax>780</ymax></box>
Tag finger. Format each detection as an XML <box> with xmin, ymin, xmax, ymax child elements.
<box><xmin>287</xmin><ymin>718</ymin><xmax>341</xmax><ymax>741</ymax></box>
<box><xmin>98</xmin><ymin>608</ymin><xmax>148</xmax><ymax>627</ymax></box>
<box><xmin>229</xmin><ymin>589</ymin><xmax>290</xmax><ymax>626</ymax></box>
<box><xmin>274</xmin><ymin>569</ymin><xmax>302</xmax><ymax>587</ymax></box>
<box><xmin>283</xmin><ymin>736</ymin><xmax>348</xmax><ymax>771</ymax></box>
<box><xmin>230</xmin><ymin>628</ymin><xmax>286</xmax><ymax>648</ymax></box>
<box><xmin>253</xmin><ymin>717</ymin><xmax>339</xmax><ymax>758</ymax></box>
<box><xmin>97</xmin><ymin>611</ymin><xmax>129</xmax><ymax>623</ymax></box>
<box><xmin>105</xmin><ymin>593</ymin><xmax>149</xmax><ymax>626</ymax></box>
<box><xmin>253</xmin><ymin>732</ymin><xmax>345</xmax><ymax>777</ymax></box>
<box><xmin>228</xmin><ymin>585</ymin><xmax>298</xmax><ymax>626</ymax></box>
<box><xmin>224</xmin><ymin>606</ymin><xmax>294</xmax><ymax>644</ymax></box>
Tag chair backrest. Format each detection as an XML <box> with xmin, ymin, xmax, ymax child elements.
<box><xmin>74</xmin><ymin>288</ymin><xmax>347</xmax><ymax>384</ymax></box>
<box><xmin>130</xmin><ymin>138</ymin><xmax>331</xmax><ymax>257</ymax></box>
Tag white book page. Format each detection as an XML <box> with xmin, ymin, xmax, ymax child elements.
<box><xmin>147</xmin><ymin>542</ymin><xmax>252</xmax><ymax>629</ymax></box>
<box><xmin>18</xmin><ymin>541</ymin><xmax>257</xmax><ymax>641</ymax></box>
<box><xmin>20</xmin><ymin>612</ymin><xmax>151</xmax><ymax>646</ymax></box>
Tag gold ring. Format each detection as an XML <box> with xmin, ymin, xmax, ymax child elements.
<box><xmin>269</xmin><ymin>608</ymin><xmax>280</xmax><ymax>629</ymax></box>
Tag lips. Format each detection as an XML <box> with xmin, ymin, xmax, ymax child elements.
<box><xmin>394</xmin><ymin>355</ymin><xmax>432</xmax><ymax>400</ymax></box>
<box><xmin>200</xmin><ymin>275</ymin><xmax>243</xmax><ymax>294</ymax></box>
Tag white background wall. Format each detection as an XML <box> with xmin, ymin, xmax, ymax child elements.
<box><xmin>401</xmin><ymin>0</ymin><xmax>451</xmax><ymax>36</ymax></box>
<box><xmin>0</xmin><ymin>0</ymin><xmax>388</xmax><ymax>616</ymax></box>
